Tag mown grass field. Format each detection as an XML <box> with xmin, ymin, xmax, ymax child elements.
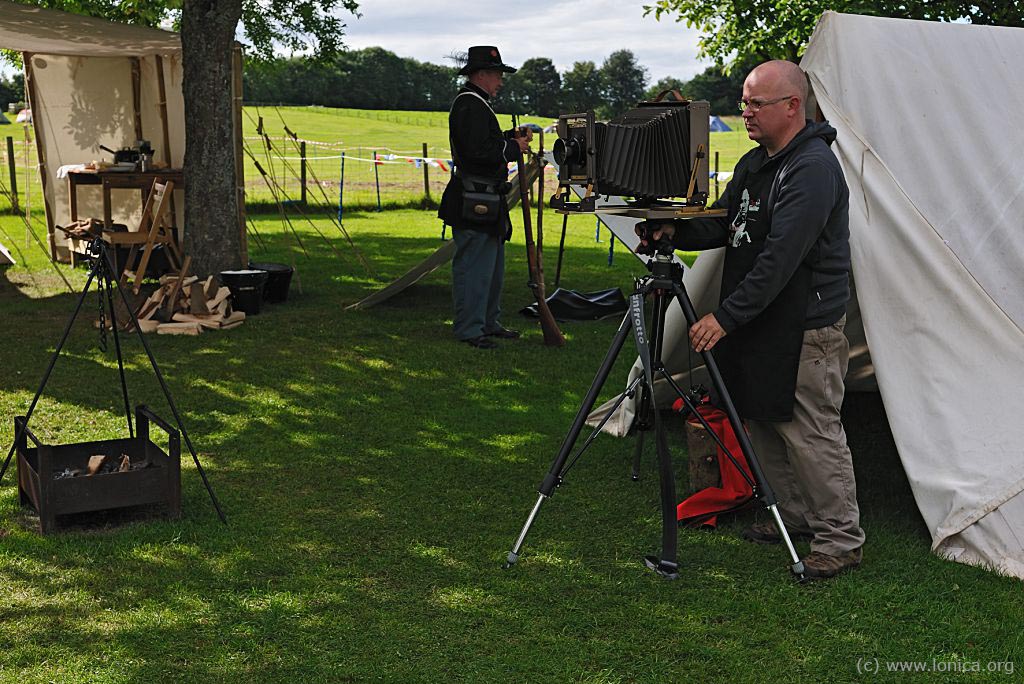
<box><xmin>2</xmin><ymin>110</ymin><xmax>1021</xmax><ymax>683</ymax></box>
<box><xmin>2</xmin><ymin>107</ymin><xmax>754</xmax><ymax>213</ymax></box>
<box><xmin>242</xmin><ymin>107</ymin><xmax>755</xmax><ymax>210</ymax></box>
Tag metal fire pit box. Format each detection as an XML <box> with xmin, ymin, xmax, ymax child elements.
<box><xmin>14</xmin><ymin>405</ymin><xmax>181</xmax><ymax>533</ymax></box>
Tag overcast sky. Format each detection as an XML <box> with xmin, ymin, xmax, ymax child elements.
<box><xmin>338</xmin><ymin>0</ymin><xmax>712</xmax><ymax>83</ymax></box>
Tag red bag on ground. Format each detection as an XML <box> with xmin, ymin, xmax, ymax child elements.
<box><xmin>673</xmin><ymin>401</ymin><xmax>755</xmax><ymax>527</ymax></box>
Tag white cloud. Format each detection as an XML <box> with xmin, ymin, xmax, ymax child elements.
<box><xmin>338</xmin><ymin>0</ymin><xmax>712</xmax><ymax>83</ymax></box>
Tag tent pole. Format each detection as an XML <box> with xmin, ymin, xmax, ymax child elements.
<box><xmin>155</xmin><ymin>55</ymin><xmax>173</xmax><ymax>168</ymax></box>
<box><xmin>22</xmin><ymin>52</ymin><xmax>56</xmax><ymax>263</ymax></box>
<box><xmin>154</xmin><ymin>55</ymin><xmax>180</xmax><ymax>243</ymax></box>
<box><xmin>130</xmin><ymin>58</ymin><xmax>144</xmax><ymax>142</ymax></box>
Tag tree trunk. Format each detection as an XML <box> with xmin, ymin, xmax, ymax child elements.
<box><xmin>181</xmin><ymin>0</ymin><xmax>244</xmax><ymax>277</ymax></box>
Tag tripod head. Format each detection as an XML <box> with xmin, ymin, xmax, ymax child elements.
<box><xmin>84</xmin><ymin>236</ymin><xmax>101</xmax><ymax>258</ymax></box>
<box><xmin>634</xmin><ymin>220</ymin><xmax>676</xmax><ymax>258</ymax></box>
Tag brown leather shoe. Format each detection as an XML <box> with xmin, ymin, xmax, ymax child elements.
<box><xmin>802</xmin><ymin>548</ymin><xmax>863</xmax><ymax>579</ymax></box>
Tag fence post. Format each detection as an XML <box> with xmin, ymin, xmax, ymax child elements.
<box><xmin>300</xmin><ymin>141</ymin><xmax>307</xmax><ymax>206</ymax></box>
<box><xmin>373</xmin><ymin>150</ymin><xmax>382</xmax><ymax>212</ymax></box>
<box><xmin>338</xmin><ymin>152</ymin><xmax>345</xmax><ymax>223</ymax></box>
<box><xmin>421</xmin><ymin>142</ymin><xmax>430</xmax><ymax>202</ymax></box>
<box><xmin>714</xmin><ymin>151</ymin><xmax>720</xmax><ymax>201</ymax></box>
<box><xmin>5</xmin><ymin>136</ymin><xmax>18</xmax><ymax>213</ymax></box>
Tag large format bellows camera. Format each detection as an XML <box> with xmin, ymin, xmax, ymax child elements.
<box><xmin>550</xmin><ymin>95</ymin><xmax>710</xmax><ymax>213</ymax></box>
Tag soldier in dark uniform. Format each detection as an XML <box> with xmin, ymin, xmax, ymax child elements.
<box><xmin>438</xmin><ymin>46</ymin><xmax>531</xmax><ymax>349</ymax></box>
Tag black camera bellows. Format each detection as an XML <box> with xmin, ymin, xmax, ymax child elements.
<box><xmin>599</xmin><ymin>105</ymin><xmax>693</xmax><ymax>198</ymax></box>
<box><xmin>552</xmin><ymin>99</ymin><xmax>709</xmax><ymax>206</ymax></box>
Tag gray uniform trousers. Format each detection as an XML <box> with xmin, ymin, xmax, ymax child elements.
<box><xmin>451</xmin><ymin>225</ymin><xmax>506</xmax><ymax>340</ymax></box>
<box><xmin>746</xmin><ymin>316</ymin><xmax>866</xmax><ymax>556</ymax></box>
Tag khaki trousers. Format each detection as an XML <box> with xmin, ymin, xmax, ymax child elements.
<box><xmin>746</xmin><ymin>316</ymin><xmax>866</xmax><ymax>556</ymax></box>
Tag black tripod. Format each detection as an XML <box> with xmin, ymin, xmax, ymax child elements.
<box><xmin>0</xmin><ymin>238</ymin><xmax>226</xmax><ymax>523</ymax></box>
<box><xmin>504</xmin><ymin>243</ymin><xmax>804</xmax><ymax>579</ymax></box>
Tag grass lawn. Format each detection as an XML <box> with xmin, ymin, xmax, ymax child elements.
<box><xmin>239</xmin><ymin>108</ymin><xmax>754</xmax><ymax>210</ymax></box>
<box><xmin>1</xmin><ymin>201</ymin><xmax>1022</xmax><ymax>682</ymax></box>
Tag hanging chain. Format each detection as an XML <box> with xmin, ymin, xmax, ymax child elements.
<box><xmin>95</xmin><ymin>254</ymin><xmax>108</xmax><ymax>354</ymax></box>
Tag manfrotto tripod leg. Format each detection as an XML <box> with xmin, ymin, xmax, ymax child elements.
<box><xmin>670</xmin><ymin>282</ymin><xmax>805</xmax><ymax>577</ymax></box>
<box><xmin>504</xmin><ymin>309</ymin><xmax>634</xmax><ymax>569</ymax></box>
<box><xmin>629</xmin><ymin>291</ymin><xmax>668</xmax><ymax>481</ymax></box>
<box><xmin>0</xmin><ymin>266</ymin><xmax>99</xmax><ymax>483</ymax></box>
<box><xmin>634</xmin><ymin>287</ymin><xmax>679</xmax><ymax>578</ymax></box>
<box><xmin>644</xmin><ymin>406</ymin><xmax>679</xmax><ymax>578</ymax></box>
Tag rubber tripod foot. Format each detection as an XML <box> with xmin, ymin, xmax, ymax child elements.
<box><xmin>644</xmin><ymin>555</ymin><xmax>679</xmax><ymax>580</ymax></box>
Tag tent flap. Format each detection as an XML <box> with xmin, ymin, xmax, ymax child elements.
<box><xmin>802</xmin><ymin>12</ymin><xmax>1024</xmax><ymax>578</ymax></box>
<box><xmin>0</xmin><ymin>1</ymin><xmax>180</xmax><ymax>57</ymax></box>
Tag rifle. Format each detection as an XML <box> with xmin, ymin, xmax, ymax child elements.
<box><xmin>513</xmin><ymin>118</ymin><xmax>565</xmax><ymax>347</ymax></box>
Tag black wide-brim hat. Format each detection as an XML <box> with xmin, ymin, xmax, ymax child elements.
<box><xmin>459</xmin><ymin>46</ymin><xmax>517</xmax><ymax>76</ymax></box>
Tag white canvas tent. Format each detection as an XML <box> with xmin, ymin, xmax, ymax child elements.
<box><xmin>0</xmin><ymin>1</ymin><xmax>244</xmax><ymax>262</ymax></box>
<box><xmin>591</xmin><ymin>12</ymin><xmax>1024</xmax><ymax>579</ymax></box>
<box><xmin>801</xmin><ymin>12</ymin><xmax>1024</xmax><ymax>578</ymax></box>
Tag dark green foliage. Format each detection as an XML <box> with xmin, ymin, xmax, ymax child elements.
<box><xmin>598</xmin><ymin>50</ymin><xmax>648</xmax><ymax>118</ymax></box>
<box><xmin>3</xmin><ymin>0</ymin><xmax>361</xmax><ymax>62</ymax></box>
<box><xmin>0</xmin><ymin>73</ymin><xmax>24</xmax><ymax>112</ymax></box>
<box><xmin>239</xmin><ymin>0</ymin><xmax>361</xmax><ymax>60</ymax></box>
<box><xmin>244</xmin><ymin>49</ymin><xmax>458</xmax><ymax>111</ymax></box>
<box><xmin>245</xmin><ymin>49</ymin><xmax>656</xmax><ymax>119</ymax></box>
<box><xmin>561</xmin><ymin>60</ymin><xmax>603</xmax><ymax>114</ymax></box>
<box><xmin>493</xmin><ymin>58</ymin><xmax>562</xmax><ymax>118</ymax></box>
<box><xmin>680</xmin><ymin>57</ymin><xmax>760</xmax><ymax>115</ymax></box>
<box><xmin>514</xmin><ymin>57</ymin><xmax>562</xmax><ymax>119</ymax></box>
<box><xmin>644</xmin><ymin>0</ymin><xmax>1024</xmax><ymax>71</ymax></box>
<box><xmin>10</xmin><ymin>0</ymin><xmax>170</xmax><ymax>27</ymax></box>
<box><xmin>645</xmin><ymin>76</ymin><xmax>687</xmax><ymax>101</ymax></box>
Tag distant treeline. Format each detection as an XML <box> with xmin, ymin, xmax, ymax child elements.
<box><xmin>243</xmin><ymin>48</ymin><xmax>752</xmax><ymax>118</ymax></box>
<box><xmin>0</xmin><ymin>74</ymin><xmax>24</xmax><ymax>113</ymax></box>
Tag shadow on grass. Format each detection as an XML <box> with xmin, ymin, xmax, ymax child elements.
<box><xmin>1</xmin><ymin>215</ymin><xmax>1016</xmax><ymax>681</ymax></box>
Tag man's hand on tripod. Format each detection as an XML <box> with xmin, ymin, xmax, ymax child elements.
<box><xmin>690</xmin><ymin>313</ymin><xmax>726</xmax><ymax>352</ymax></box>
<box><xmin>634</xmin><ymin>220</ymin><xmax>678</xmax><ymax>256</ymax></box>
<box><xmin>635</xmin><ymin>220</ymin><xmax>676</xmax><ymax>250</ymax></box>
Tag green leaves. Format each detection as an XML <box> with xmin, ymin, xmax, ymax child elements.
<box><xmin>644</xmin><ymin>0</ymin><xmax>1021</xmax><ymax>71</ymax></box>
<box><xmin>239</xmin><ymin>0</ymin><xmax>360</xmax><ymax>62</ymax></box>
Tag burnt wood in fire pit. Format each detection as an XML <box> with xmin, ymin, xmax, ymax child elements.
<box><xmin>15</xmin><ymin>405</ymin><xmax>181</xmax><ymax>533</ymax></box>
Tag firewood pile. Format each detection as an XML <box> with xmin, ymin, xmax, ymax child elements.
<box><xmin>127</xmin><ymin>272</ymin><xmax>245</xmax><ymax>336</ymax></box>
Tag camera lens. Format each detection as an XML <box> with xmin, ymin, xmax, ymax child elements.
<box><xmin>553</xmin><ymin>137</ymin><xmax>584</xmax><ymax>167</ymax></box>
<box><xmin>553</xmin><ymin>138</ymin><xmax>568</xmax><ymax>166</ymax></box>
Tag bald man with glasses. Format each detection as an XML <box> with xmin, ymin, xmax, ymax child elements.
<box><xmin>637</xmin><ymin>60</ymin><xmax>864</xmax><ymax>579</ymax></box>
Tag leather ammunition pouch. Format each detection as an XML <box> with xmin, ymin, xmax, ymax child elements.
<box><xmin>458</xmin><ymin>172</ymin><xmax>502</xmax><ymax>224</ymax></box>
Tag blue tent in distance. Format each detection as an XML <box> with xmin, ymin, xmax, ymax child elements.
<box><xmin>709</xmin><ymin>115</ymin><xmax>731</xmax><ymax>132</ymax></box>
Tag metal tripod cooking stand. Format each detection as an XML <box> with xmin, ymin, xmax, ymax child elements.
<box><xmin>504</xmin><ymin>239</ymin><xmax>805</xmax><ymax>579</ymax></box>
<box><xmin>0</xmin><ymin>238</ymin><xmax>226</xmax><ymax>523</ymax></box>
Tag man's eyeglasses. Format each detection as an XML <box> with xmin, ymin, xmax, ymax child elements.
<box><xmin>737</xmin><ymin>95</ymin><xmax>795</xmax><ymax>113</ymax></box>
